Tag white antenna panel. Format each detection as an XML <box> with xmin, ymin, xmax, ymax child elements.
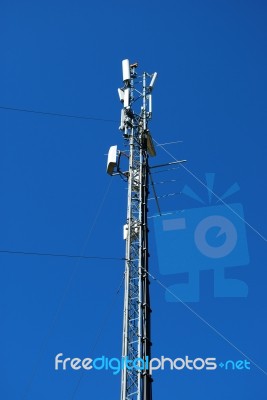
<box><xmin>106</xmin><ymin>145</ymin><xmax>118</xmax><ymax>175</ymax></box>
<box><xmin>118</xmin><ymin>88</ymin><xmax>124</xmax><ymax>103</ymax></box>
<box><xmin>148</xmin><ymin>94</ymin><xmax>152</xmax><ymax>114</ymax></box>
<box><xmin>124</xmin><ymin>88</ymin><xmax>130</xmax><ymax>108</ymax></box>
<box><xmin>119</xmin><ymin>109</ymin><xmax>125</xmax><ymax>130</ymax></box>
<box><xmin>122</xmin><ymin>59</ymin><xmax>130</xmax><ymax>82</ymax></box>
<box><xmin>149</xmin><ymin>72</ymin><xmax>158</xmax><ymax>90</ymax></box>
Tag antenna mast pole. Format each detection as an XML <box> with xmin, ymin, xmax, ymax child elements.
<box><xmin>108</xmin><ymin>60</ymin><xmax>157</xmax><ymax>400</ymax></box>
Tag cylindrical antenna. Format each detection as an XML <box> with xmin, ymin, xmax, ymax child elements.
<box><xmin>148</xmin><ymin>94</ymin><xmax>152</xmax><ymax>115</ymax></box>
<box><xmin>119</xmin><ymin>109</ymin><xmax>125</xmax><ymax>131</ymax></box>
<box><xmin>122</xmin><ymin>59</ymin><xmax>130</xmax><ymax>82</ymax></box>
<box><xmin>149</xmin><ymin>72</ymin><xmax>158</xmax><ymax>90</ymax></box>
<box><xmin>123</xmin><ymin>87</ymin><xmax>130</xmax><ymax>108</ymax></box>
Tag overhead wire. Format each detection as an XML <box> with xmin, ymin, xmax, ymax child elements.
<box><xmin>156</xmin><ymin>140</ymin><xmax>183</xmax><ymax>146</ymax></box>
<box><xmin>0</xmin><ymin>249</ymin><xmax>124</xmax><ymax>262</ymax></box>
<box><xmin>0</xmin><ymin>105</ymin><xmax>118</xmax><ymax>123</ymax></box>
<box><xmin>22</xmin><ymin>179</ymin><xmax>114</xmax><ymax>399</ymax></box>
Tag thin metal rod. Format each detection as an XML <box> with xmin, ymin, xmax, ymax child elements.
<box><xmin>156</xmin><ymin>140</ymin><xmax>183</xmax><ymax>146</ymax></box>
<box><xmin>149</xmin><ymin>160</ymin><xmax>186</xmax><ymax>169</ymax></box>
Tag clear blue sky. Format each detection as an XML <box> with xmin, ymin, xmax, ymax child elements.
<box><xmin>1</xmin><ymin>0</ymin><xmax>267</xmax><ymax>399</ymax></box>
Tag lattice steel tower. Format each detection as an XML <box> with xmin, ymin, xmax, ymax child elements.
<box><xmin>107</xmin><ymin>60</ymin><xmax>157</xmax><ymax>400</ymax></box>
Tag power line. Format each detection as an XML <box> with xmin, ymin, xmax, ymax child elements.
<box><xmin>22</xmin><ymin>180</ymin><xmax>114</xmax><ymax>400</ymax></box>
<box><xmin>0</xmin><ymin>249</ymin><xmax>124</xmax><ymax>262</ymax></box>
<box><xmin>0</xmin><ymin>105</ymin><xmax>118</xmax><ymax>123</ymax></box>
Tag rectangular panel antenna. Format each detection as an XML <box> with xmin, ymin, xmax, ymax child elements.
<box><xmin>147</xmin><ymin>131</ymin><xmax>156</xmax><ymax>157</ymax></box>
<box><xmin>106</xmin><ymin>145</ymin><xmax>118</xmax><ymax>175</ymax></box>
<box><xmin>122</xmin><ymin>59</ymin><xmax>130</xmax><ymax>82</ymax></box>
